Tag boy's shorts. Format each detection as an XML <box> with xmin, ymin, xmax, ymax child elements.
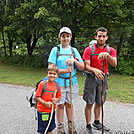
<box><xmin>57</xmin><ymin>84</ymin><xmax>79</xmax><ymax>105</ymax></box>
<box><xmin>83</xmin><ymin>74</ymin><xmax>108</xmax><ymax>105</ymax></box>
<box><xmin>37</xmin><ymin>110</ymin><xmax>56</xmax><ymax>134</ymax></box>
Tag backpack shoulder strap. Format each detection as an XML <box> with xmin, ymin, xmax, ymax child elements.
<box><xmin>106</xmin><ymin>45</ymin><xmax>111</xmax><ymax>54</ymax></box>
<box><xmin>41</xmin><ymin>81</ymin><xmax>58</xmax><ymax>96</ymax></box>
<box><xmin>56</xmin><ymin>45</ymin><xmax>60</xmax><ymax>58</ymax></box>
<box><xmin>41</xmin><ymin>80</ymin><xmax>47</xmax><ymax>96</ymax></box>
<box><xmin>71</xmin><ymin>47</ymin><xmax>75</xmax><ymax>57</ymax></box>
<box><xmin>56</xmin><ymin>45</ymin><xmax>75</xmax><ymax>58</ymax></box>
<box><xmin>89</xmin><ymin>44</ymin><xmax>95</xmax><ymax>59</ymax></box>
<box><xmin>55</xmin><ymin>82</ymin><xmax>58</xmax><ymax>91</ymax></box>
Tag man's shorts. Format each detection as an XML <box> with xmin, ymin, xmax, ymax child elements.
<box><xmin>57</xmin><ymin>84</ymin><xmax>79</xmax><ymax>105</ymax></box>
<box><xmin>37</xmin><ymin>110</ymin><xmax>56</xmax><ymax>134</ymax></box>
<box><xmin>83</xmin><ymin>73</ymin><xmax>108</xmax><ymax>105</ymax></box>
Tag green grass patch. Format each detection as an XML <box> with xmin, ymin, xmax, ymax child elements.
<box><xmin>0</xmin><ymin>64</ymin><xmax>134</xmax><ymax>104</ymax></box>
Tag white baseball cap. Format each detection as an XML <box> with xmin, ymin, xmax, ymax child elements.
<box><xmin>59</xmin><ymin>27</ymin><xmax>72</xmax><ymax>36</ymax></box>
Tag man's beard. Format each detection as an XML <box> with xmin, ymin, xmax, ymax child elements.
<box><xmin>97</xmin><ymin>41</ymin><xmax>105</xmax><ymax>46</ymax></box>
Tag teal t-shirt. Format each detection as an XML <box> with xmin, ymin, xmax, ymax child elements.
<box><xmin>48</xmin><ymin>44</ymin><xmax>83</xmax><ymax>87</ymax></box>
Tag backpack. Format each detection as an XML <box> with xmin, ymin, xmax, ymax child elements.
<box><xmin>26</xmin><ymin>80</ymin><xmax>58</xmax><ymax>108</ymax></box>
<box><xmin>56</xmin><ymin>44</ymin><xmax>75</xmax><ymax>59</ymax></box>
<box><xmin>26</xmin><ymin>79</ymin><xmax>58</xmax><ymax>119</ymax></box>
<box><xmin>89</xmin><ymin>43</ymin><xmax>110</xmax><ymax>59</ymax></box>
<box><xmin>85</xmin><ymin>44</ymin><xmax>111</xmax><ymax>74</ymax></box>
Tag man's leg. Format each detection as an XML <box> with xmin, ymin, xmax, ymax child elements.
<box><xmin>85</xmin><ymin>104</ymin><xmax>93</xmax><ymax>124</ymax></box>
<box><xmin>94</xmin><ymin>103</ymin><xmax>101</xmax><ymax>121</ymax></box>
<box><xmin>93</xmin><ymin>103</ymin><xmax>110</xmax><ymax>131</ymax></box>
<box><xmin>85</xmin><ymin>104</ymin><xmax>93</xmax><ymax>134</ymax></box>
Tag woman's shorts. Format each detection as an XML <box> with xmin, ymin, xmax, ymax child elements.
<box><xmin>37</xmin><ymin>110</ymin><xmax>56</xmax><ymax>134</ymax></box>
<box><xmin>83</xmin><ymin>75</ymin><xmax>108</xmax><ymax>105</ymax></box>
<box><xmin>57</xmin><ymin>84</ymin><xmax>79</xmax><ymax>105</ymax></box>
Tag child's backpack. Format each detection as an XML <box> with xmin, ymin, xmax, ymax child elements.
<box><xmin>26</xmin><ymin>77</ymin><xmax>58</xmax><ymax>119</ymax></box>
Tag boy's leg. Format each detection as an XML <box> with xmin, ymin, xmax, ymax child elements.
<box><xmin>56</xmin><ymin>87</ymin><xmax>67</xmax><ymax>134</ymax></box>
<box><xmin>66</xmin><ymin>84</ymin><xmax>79</xmax><ymax>134</ymax></box>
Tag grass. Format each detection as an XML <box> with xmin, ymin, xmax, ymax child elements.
<box><xmin>0</xmin><ymin>64</ymin><xmax>134</xmax><ymax>104</ymax></box>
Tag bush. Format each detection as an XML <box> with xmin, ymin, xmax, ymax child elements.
<box><xmin>111</xmin><ymin>56</ymin><xmax>134</xmax><ymax>76</ymax></box>
<box><xmin>0</xmin><ymin>54</ymin><xmax>49</xmax><ymax>68</ymax></box>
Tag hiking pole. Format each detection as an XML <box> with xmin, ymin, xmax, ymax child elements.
<box><xmin>70</xmin><ymin>67</ymin><xmax>74</xmax><ymax>134</ymax></box>
<box><xmin>101</xmin><ymin>60</ymin><xmax>105</xmax><ymax>134</ymax></box>
<box><xmin>44</xmin><ymin>90</ymin><xmax>57</xmax><ymax>134</ymax></box>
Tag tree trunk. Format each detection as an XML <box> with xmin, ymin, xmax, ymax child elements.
<box><xmin>1</xmin><ymin>29</ymin><xmax>7</xmax><ymax>57</ymax></box>
<box><xmin>9</xmin><ymin>39</ymin><xmax>13</xmax><ymax>56</ymax></box>
<box><xmin>117</xmin><ymin>34</ymin><xmax>124</xmax><ymax>56</ymax></box>
<box><xmin>26</xmin><ymin>33</ymin><xmax>38</xmax><ymax>55</ymax></box>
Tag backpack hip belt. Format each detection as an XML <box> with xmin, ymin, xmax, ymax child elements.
<box><xmin>59</xmin><ymin>75</ymin><xmax>75</xmax><ymax>88</ymax></box>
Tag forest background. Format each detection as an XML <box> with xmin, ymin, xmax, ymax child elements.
<box><xmin>0</xmin><ymin>0</ymin><xmax>134</xmax><ymax>75</ymax></box>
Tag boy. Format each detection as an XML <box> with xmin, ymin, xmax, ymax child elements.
<box><xmin>48</xmin><ymin>27</ymin><xmax>84</xmax><ymax>134</ymax></box>
<box><xmin>36</xmin><ymin>65</ymin><xmax>62</xmax><ymax>134</ymax></box>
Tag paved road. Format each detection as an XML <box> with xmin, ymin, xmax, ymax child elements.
<box><xmin>0</xmin><ymin>83</ymin><xmax>134</xmax><ymax>134</ymax></box>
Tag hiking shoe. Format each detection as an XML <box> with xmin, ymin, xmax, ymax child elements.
<box><xmin>92</xmin><ymin>122</ymin><xmax>110</xmax><ymax>131</ymax></box>
<box><xmin>68</xmin><ymin>121</ymin><xmax>78</xmax><ymax>134</ymax></box>
<box><xmin>57</xmin><ymin>123</ymin><xmax>65</xmax><ymax>134</ymax></box>
<box><xmin>68</xmin><ymin>130</ymin><xmax>78</xmax><ymax>134</ymax></box>
<box><xmin>86</xmin><ymin>125</ymin><xmax>93</xmax><ymax>134</ymax></box>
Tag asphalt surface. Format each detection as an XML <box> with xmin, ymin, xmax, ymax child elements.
<box><xmin>0</xmin><ymin>83</ymin><xmax>134</xmax><ymax>134</ymax></box>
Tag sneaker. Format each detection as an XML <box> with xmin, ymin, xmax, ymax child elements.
<box><xmin>92</xmin><ymin>122</ymin><xmax>110</xmax><ymax>131</ymax></box>
<box><xmin>68</xmin><ymin>121</ymin><xmax>78</xmax><ymax>134</ymax></box>
<box><xmin>68</xmin><ymin>130</ymin><xmax>78</xmax><ymax>134</ymax></box>
<box><xmin>86</xmin><ymin>125</ymin><xmax>93</xmax><ymax>134</ymax></box>
<box><xmin>57</xmin><ymin>123</ymin><xmax>66</xmax><ymax>134</ymax></box>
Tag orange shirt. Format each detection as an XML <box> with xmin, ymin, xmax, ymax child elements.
<box><xmin>36</xmin><ymin>81</ymin><xmax>62</xmax><ymax>113</ymax></box>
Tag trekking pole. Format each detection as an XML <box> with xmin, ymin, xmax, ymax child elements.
<box><xmin>44</xmin><ymin>90</ymin><xmax>57</xmax><ymax>134</ymax></box>
<box><xmin>70</xmin><ymin>69</ymin><xmax>74</xmax><ymax>134</ymax></box>
<box><xmin>101</xmin><ymin>60</ymin><xmax>105</xmax><ymax>134</ymax></box>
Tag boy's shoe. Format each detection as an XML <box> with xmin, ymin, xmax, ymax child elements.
<box><xmin>68</xmin><ymin>130</ymin><xmax>78</xmax><ymax>134</ymax></box>
<box><xmin>57</xmin><ymin>123</ymin><xmax>66</xmax><ymax>134</ymax></box>
<box><xmin>92</xmin><ymin>122</ymin><xmax>110</xmax><ymax>131</ymax></box>
<box><xmin>68</xmin><ymin>121</ymin><xmax>78</xmax><ymax>134</ymax></box>
<box><xmin>86</xmin><ymin>125</ymin><xmax>93</xmax><ymax>134</ymax></box>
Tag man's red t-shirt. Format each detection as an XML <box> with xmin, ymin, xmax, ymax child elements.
<box><xmin>36</xmin><ymin>81</ymin><xmax>62</xmax><ymax>113</ymax></box>
<box><xmin>82</xmin><ymin>44</ymin><xmax>117</xmax><ymax>73</ymax></box>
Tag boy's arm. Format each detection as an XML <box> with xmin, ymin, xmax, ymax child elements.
<box><xmin>36</xmin><ymin>97</ymin><xmax>52</xmax><ymax>108</ymax></box>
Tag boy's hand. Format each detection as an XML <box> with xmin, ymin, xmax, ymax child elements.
<box><xmin>52</xmin><ymin>98</ymin><xmax>60</xmax><ymax>104</ymax></box>
<box><xmin>44</xmin><ymin>101</ymin><xmax>52</xmax><ymax>108</ymax></box>
<box><xmin>66</xmin><ymin>58</ymin><xmax>76</xmax><ymax>66</ymax></box>
<box><xmin>52</xmin><ymin>98</ymin><xmax>57</xmax><ymax>104</ymax></box>
<box><xmin>67</xmin><ymin>66</ymin><xmax>73</xmax><ymax>73</ymax></box>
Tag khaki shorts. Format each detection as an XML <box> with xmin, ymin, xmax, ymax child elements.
<box><xmin>83</xmin><ymin>73</ymin><xmax>108</xmax><ymax>105</ymax></box>
<box><xmin>57</xmin><ymin>84</ymin><xmax>79</xmax><ymax>105</ymax></box>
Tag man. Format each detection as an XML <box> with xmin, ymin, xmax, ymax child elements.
<box><xmin>82</xmin><ymin>27</ymin><xmax>117</xmax><ymax>134</ymax></box>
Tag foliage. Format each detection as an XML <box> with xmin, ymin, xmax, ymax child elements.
<box><xmin>112</xmin><ymin>56</ymin><xmax>134</xmax><ymax>75</ymax></box>
<box><xmin>0</xmin><ymin>0</ymin><xmax>134</xmax><ymax>75</ymax></box>
<box><xmin>0</xmin><ymin>54</ymin><xmax>48</xmax><ymax>68</ymax></box>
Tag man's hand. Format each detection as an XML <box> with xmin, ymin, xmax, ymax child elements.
<box><xmin>93</xmin><ymin>68</ymin><xmax>105</xmax><ymax>80</ymax></box>
<box><xmin>98</xmin><ymin>52</ymin><xmax>109</xmax><ymax>60</ymax></box>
